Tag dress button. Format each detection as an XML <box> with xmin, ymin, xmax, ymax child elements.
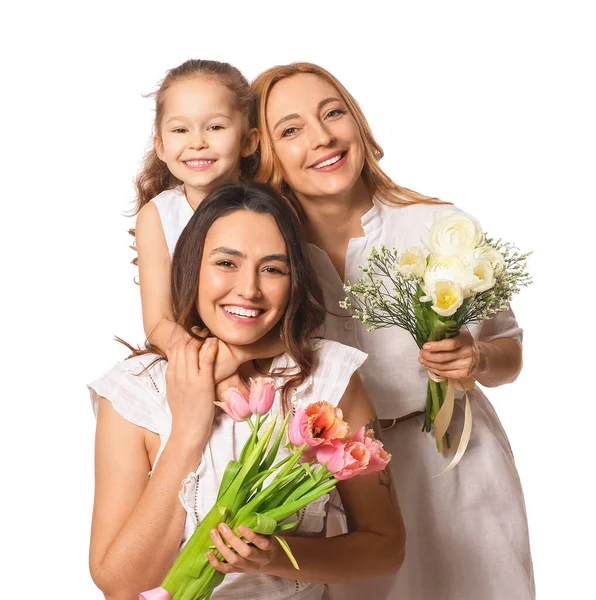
<box><xmin>344</xmin><ymin>320</ymin><xmax>354</xmax><ymax>331</ymax></box>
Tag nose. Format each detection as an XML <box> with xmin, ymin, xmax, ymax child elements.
<box><xmin>189</xmin><ymin>131</ymin><xmax>208</xmax><ymax>150</ymax></box>
<box><xmin>308</xmin><ymin>119</ymin><xmax>335</xmax><ymax>150</ymax></box>
<box><xmin>236</xmin><ymin>268</ymin><xmax>262</xmax><ymax>301</ymax></box>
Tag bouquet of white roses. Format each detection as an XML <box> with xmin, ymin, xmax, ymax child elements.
<box><xmin>342</xmin><ymin>209</ymin><xmax>531</xmax><ymax>470</ymax></box>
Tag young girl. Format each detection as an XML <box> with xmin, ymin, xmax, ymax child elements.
<box><xmin>89</xmin><ymin>183</ymin><xmax>405</xmax><ymax>600</ymax></box>
<box><xmin>132</xmin><ymin>59</ymin><xmax>259</xmax><ymax>357</ymax></box>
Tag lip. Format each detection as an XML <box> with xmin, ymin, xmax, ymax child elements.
<box><xmin>309</xmin><ymin>150</ymin><xmax>348</xmax><ymax>172</ymax></box>
<box><xmin>219</xmin><ymin>304</ymin><xmax>266</xmax><ymax>326</ymax></box>
<box><xmin>183</xmin><ymin>158</ymin><xmax>217</xmax><ymax>172</ymax></box>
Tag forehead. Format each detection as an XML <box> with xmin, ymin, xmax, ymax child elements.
<box><xmin>266</xmin><ymin>73</ymin><xmax>341</xmax><ymax>123</ymax></box>
<box><xmin>161</xmin><ymin>76</ymin><xmax>237</xmax><ymax>119</ymax></box>
<box><xmin>204</xmin><ymin>210</ymin><xmax>287</xmax><ymax>254</ymax></box>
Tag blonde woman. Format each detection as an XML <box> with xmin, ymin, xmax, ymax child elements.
<box><xmin>251</xmin><ymin>63</ymin><xmax>534</xmax><ymax>600</ymax></box>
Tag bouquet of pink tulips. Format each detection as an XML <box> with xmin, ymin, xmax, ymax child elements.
<box><xmin>140</xmin><ymin>378</ymin><xmax>390</xmax><ymax>600</ymax></box>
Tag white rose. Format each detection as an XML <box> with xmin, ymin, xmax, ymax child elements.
<box><xmin>465</xmin><ymin>258</ymin><xmax>496</xmax><ymax>295</ymax></box>
<box><xmin>473</xmin><ymin>245</ymin><xmax>505</xmax><ymax>275</ymax></box>
<box><xmin>422</xmin><ymin>254</ymin><xmax>467</xmax><ymax>296</ymax></box>
<box><xmin>395</xmin><ymin>246</ymin><xmax>426</xmax><ymax>278</ymax></box>
<box><xmin>420</xmin><ymin>280</ymin><xmax>464</xmax><ymax>317</ymax></box>
<box><xmin>428</xmin><ymin>209</ymin><xmax>484</xmax><ymax>256</ymax></box>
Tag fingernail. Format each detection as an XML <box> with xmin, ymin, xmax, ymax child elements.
<box><xmin>210</xmin><ymin>529</ymin><xmax>218</xmax><ymax>540</ymax></box>
<box><xmin>218</xmin><ymin>523</ymin><xmax>229</xmax><ymax>533</ymax></box>
<box><xmin>424</xmin><ymin>344</ymin><xmax>431</xmax><ymax>349</ymax></box>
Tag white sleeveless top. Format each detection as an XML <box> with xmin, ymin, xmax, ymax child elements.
<box><xmin>151</xmin><ymin>186</ymin><xmax>193</xmax><ymax>257</ymax></box>
<box><xmin>89</xmin><ymin>339</ymin><xmax>366</xmax><ymax>599</ymax></box>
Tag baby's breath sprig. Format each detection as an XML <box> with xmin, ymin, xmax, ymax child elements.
<box><xmin>457</xmin><ymin>238</ymin><xmax>532</xmax><ymax>325</ymax></box>
<box><xmin>342</xmin><ymin>244</ymin><xmax>420</xmax><ymax>337</ymax></box>
<box><xmin>342</xmin><ymin>237</ymin><xmax>532</xmax><ymax>333</ymax></box>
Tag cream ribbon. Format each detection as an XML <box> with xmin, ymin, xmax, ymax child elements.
<box><xmin>428</xmin><ymin>372</ymin><xmax>475</xmax><ymax>474</ymax></box>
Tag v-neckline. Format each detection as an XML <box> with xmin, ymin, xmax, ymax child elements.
<box><xmin>308</xmin><ymin>197</ymin><xmax>382</xmax><ymax>286</ymax></box>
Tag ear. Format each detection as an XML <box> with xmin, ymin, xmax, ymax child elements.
<box><xmin>241</xmin><ymin>128</ymin><xmax>259</xmax><ymax>158</ymax></box>
<box><xmin>154</xmin><ymin>135</ymin><xmax>165</xmax><ymax>161</ymax></box>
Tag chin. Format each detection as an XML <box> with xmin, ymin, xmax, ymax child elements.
<box><xmin>213</xmin><ymin>329</ymin><xmax>266</xmax><ymax>347</ymax></box>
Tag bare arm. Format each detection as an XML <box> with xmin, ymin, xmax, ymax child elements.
<box><xmin>136</xmin><ymin>201</ymin><xmax>191</xmax><ymax>353</ymax></box>
<box><xmin>473</xmin><ymin>337</ymin><xmax>522</xmax><ymax>387</ymax></box>
<box><xmin>90</xmin><ymin>339</ymin><xmax>218</xmax><ymax>600</ymax></box>
<box><xmin>209</xmin><ymin>373</ymin><xmax>405</xmax><ymax>583</ymax></box>
<box><xmin>268</xmin><ymin>373</ymin><xmax>405</xmax><ymax>582</ymax></box>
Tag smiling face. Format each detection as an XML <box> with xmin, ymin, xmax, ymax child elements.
<box><xmin>197</xmin><ymin>209</ymin><xmax>291</xmax><ymax>345</ymax></box>
<box><xmin>155</xmin><ymin>77</ymin><xmax>253</xmax><ymax>206</ymax></box>
<box><xmin>265</xmin><ymin>73</ymin><xmax>365</xmax><ymax>202</ymax></box>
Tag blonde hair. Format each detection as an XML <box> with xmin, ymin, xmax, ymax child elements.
<box><xmin>251</xmin><ymin>62</ymin><xmax>445</xmax><ymax>213</ymax></box>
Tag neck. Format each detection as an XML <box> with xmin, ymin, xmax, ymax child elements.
<box><xmin>296</xmin><ymin>178</ymin><xmax>374</xmax><ymax>248</ymax></box>
<box><xmin>183</xmin><ymin>185</ymin><xmax>209</xmax><ymax>210</ymax></box>
<box><xmin>238</xmin><ymin>357</ymin><xmax>274</xmax><ymax>382</ymax></box>
<box><xmin>183</xmin><ymin>172</ymin><xmax>240</xmax><ymax>210</ymax></box>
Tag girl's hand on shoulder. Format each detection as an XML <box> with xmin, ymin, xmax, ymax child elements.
<box><xmin>166</xmin><ymin>336</ymin><xmax>218</xmax><ymax>442</ymax></box>
<box><xmin>419</xmin><ymin>328</ymin><xmax>486</xmax><ymax>380</ymax></box>
<box><xmin>206</xmin><ymin>524</ymin><xmax>280</xmax><ymax>575</ymax></box>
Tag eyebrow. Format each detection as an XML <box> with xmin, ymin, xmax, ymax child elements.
<box><xmin>165</xmin><ymin>112</ymin><xmax>232</xmax><ymax>124</ymax></box>
<box><xmin>209</xmin><ymin>247</ymin><xmax>289</xmax><ymax>264</ymax></box>
<box><xmin>272</xmin><ymin>97</ymin><xmax>342</xmax><ymax>131</ymax></box>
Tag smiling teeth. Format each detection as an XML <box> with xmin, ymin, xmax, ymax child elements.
<box><xmin>224</xmin><ymin>306</ymin><xmax>260</xmax><ymax>318</ymax></box>
<box><xmin>185</xmin><ymin>160</ymin><xmax>214</xmax><ymax>166</ymax></box>
<box><xmin>313</xmin><ymin>154</ymin><xmax>343</xmax><ymax>169</ymax></box>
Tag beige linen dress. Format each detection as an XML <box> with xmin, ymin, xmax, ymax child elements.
<box><xmin>314</xmin><ymin>199</ymin><xmax>535</xmax><ymax>600</ymax></box>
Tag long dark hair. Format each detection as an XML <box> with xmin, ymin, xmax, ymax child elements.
<box><xmin>167</xmin><ymin>182</ymin><xmax>326</xmax><ymax>403</ymax></box>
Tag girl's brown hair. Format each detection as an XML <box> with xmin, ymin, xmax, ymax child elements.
<box><xmin>126</xmin><ymin>182</ymin><xmax>326</xmax><ymax>407</ymax></box>
<box><xmin>251</xmin><ymin>62</ymin><xmax>446</xmax><ymax>215</ymax></box>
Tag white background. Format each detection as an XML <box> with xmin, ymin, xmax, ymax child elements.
<box><xmin>1</xmin><ymin>1</ymin><xmax>593</xmax><ymax>597</ymax></box>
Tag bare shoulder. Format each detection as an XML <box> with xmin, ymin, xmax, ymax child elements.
<box><xmin>136</xmin><ymin>201</ymin><xmax>163</xmax><ymax>238</ymax></box>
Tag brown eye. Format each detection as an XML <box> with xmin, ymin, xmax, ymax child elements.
<box><xmin>282</xmin><ymin>127</ymin><xmax>299</xmax><ymax>138</ymax></box>
<box><xmin>325</xmin><ymin>109</ymin><xmax>345</xmax><ymax>119</ymax></box>
<box><xmin>263</xmin><ymin>266</ymin><xmax>286</xmax><ymax>275</ymax></box>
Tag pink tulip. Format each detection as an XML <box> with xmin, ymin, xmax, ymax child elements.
<box><xmin>139</xmin><ymin>588</ymin><xmax>171</xmax><ymax>600</ymax></box>
<box><xmin>289</xmin><ymin>406</ymin><xmax>307</xmax><ymax>446</ymax></box>
<box><xmin>214</xmin><ymin>387</ymin><xmax>252</xmax><ymax>422</ymax></box>
<box><xmin>351</xmin><ymin>427</ymin><xmax>392</xmax><ymax>474</ymax></box>
<box><xmin>289</xmin><ymin>401</ymin><xmax>349</xmax><ymax>448</ymax></box>
<box><xmin>248</xmin><ymin>377</ymin><xmax>276</xmax><ymax>416</ymax></box>
<box><xmin>313</xmin><ymin>439</ymin><xmax>345</xmax><ymax>472</ymax></box>
<box><xmin>317</xmin><ymin>440</ymin><xmax>371</xmax><ymax>480</ymax></box>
